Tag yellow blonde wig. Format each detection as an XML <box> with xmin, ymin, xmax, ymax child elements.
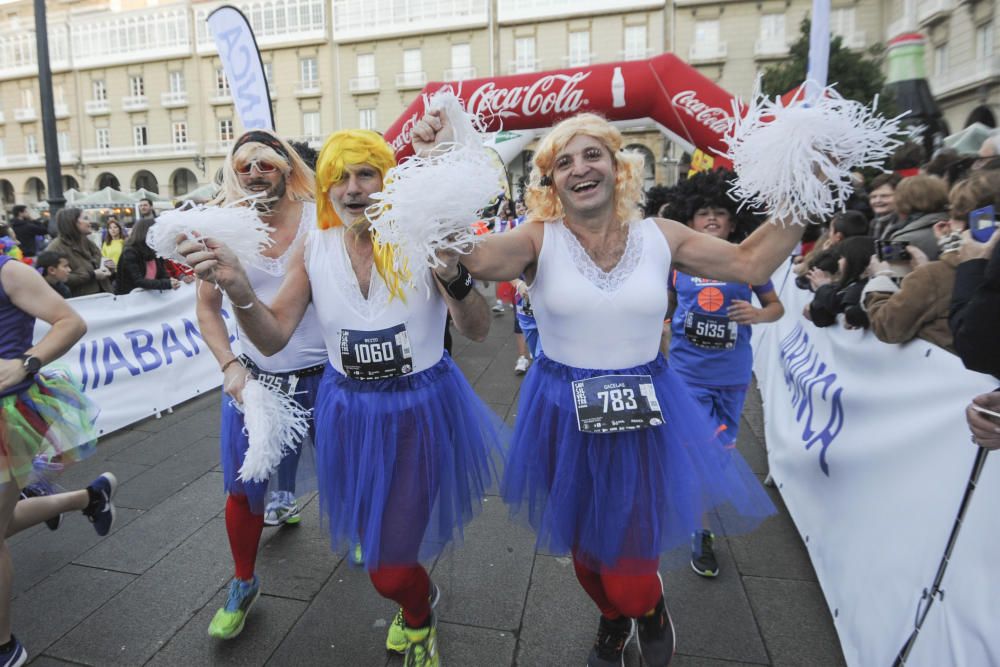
<box><xmin>215</xmin><ymin>130</ymin><xmax>315</xmax><ymax>206</ymax></box>
<box><xmin>524</xmin><ymin>113</ymin><xmax>645</xmax><ymax>226</ymax></box>
<box><xmin>315</xmin><ymin>130</ymin><xmax>396</xmax><ymax>230</ymax></box>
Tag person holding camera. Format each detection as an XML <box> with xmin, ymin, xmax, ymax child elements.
<box><xmin>878</xmin><ymin>174</ymin><xmax>950</xmax><ymax>261</ymax></box>
<box><xmin>803</xmin><ymin>236</ymin><xmax>873</xmax><ymax>329</ymax></box>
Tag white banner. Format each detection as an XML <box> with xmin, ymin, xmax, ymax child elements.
<box><xmin>207</xmin><ymin>5</ymin><xmax>274</xmax><ymax>131</ymax></box>
<box><xmin>752</xmin><ymin>263</ymin><xmax>1000</xmax><ymax>666</ymax></box>
<box><xmin>33</xmin><ymin>285</ymin><xmax>235</xmax><ymax>438</ymax></box>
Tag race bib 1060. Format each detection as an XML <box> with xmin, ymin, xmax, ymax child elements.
<box><xmin>340</xmin><ymin>324</ymin><xmax>413</xmax><ymax>381</ymax></box>
<box><xmin>572</xmin><ymin>374</ymin><xmax>664</xmax><ymax>434</ymax></box>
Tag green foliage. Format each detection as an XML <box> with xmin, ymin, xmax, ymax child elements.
<box><xmin>761</xmin><ymin>18</ymin><xmax>888</xmax><ymax>108</ymax></box>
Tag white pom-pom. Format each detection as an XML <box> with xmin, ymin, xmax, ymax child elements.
<box><xmin>724</xmin><ymin>80</ymin><xmax>905</xmax><ymax>225</ymax></box>
<box><xmin>237</xmin><ymin>378</ymin><xmax>311</xmax><ymax>484</ymax></box>
<box><xmin>365</xmin><ymin>89</ymin><xmax>505</xmax><ymax>280</ymax></box>
<box><xmin>147</xmin><ymin>202</ymin><xmax>275</xmax><ymax>266</ymax></box>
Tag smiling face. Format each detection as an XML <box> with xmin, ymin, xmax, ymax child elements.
<box><xmin>237</xmin><ymin>158</ymin><xmax>288</xmax><ymax>203</ymax></box>
<box><xmin>551</xmin><ymin>134</ymin><xmax>616</xmax><ymax>220</ymax></box>
<box><xmin>690</xmin><ymin>205</ymin><xmax>733</xmax><ymax>240</ymax></box>
<box><xmin>869</xmin><ymin>184</ymin><xmax>895</xmax><ymax>217</ymax></box>
<box><xmin>328</xmin><ymin>163</ymin><xmax>383</xmax><ymax>226</ymax></box>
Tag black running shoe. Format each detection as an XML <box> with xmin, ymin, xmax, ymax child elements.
<box><xmin>637</xmin><ymin>592</ymin><xmax>676</xmax><ymax>667</ymax></box>
<box><xmin>690</xmin><ymin>529</ymin><xmax>719</xmax><ymax>578</ymax></box>
<box><xmin>19</xmin><ymin>484</ymin><xmax>62</xmax><ymax>531</ymax></box>
<box><xmin>586</xmin><ymin>614</ymin><xmax>635</xmax><ymax>667</ymax></box>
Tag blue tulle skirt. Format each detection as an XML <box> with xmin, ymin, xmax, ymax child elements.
<box><xmin>502</xmin><ymin>353</ymin><xmax>775</xmax><ymax>573</ymax></box>
<box><xmin>314</xmin><ymin>353</ymin><xmax>502</xmax><ymax>571</ymax></box>
<box><xmin>220</xmin><ymin>371</ymin><xmax>322</xmax><ymax>515</ymax></box>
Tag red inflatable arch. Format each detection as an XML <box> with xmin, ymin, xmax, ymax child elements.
<box><xmin>384</xmin><ymin>54</ymin><xmax>738</xmax><ymax>170</ymax></box>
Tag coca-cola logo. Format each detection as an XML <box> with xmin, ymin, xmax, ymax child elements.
<box><xmin>390</xmin><ymin>114</ymin><xmax>419</xmax><ymax>152</ymax></box>
<box><xmin>467</xmin><ymin>72</ymin><xmax>591</xmax><ymax>120</ymax></box>
<box><xmin>671</xmin><ymin>90</ymin><xmax>733</xmax><ymax>135</ymax></box>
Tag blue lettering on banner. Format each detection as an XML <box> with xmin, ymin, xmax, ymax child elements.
<box><xmin>216</xmin><ymin>23</ymin><xmax>269</xmax><ymax>129</ymax></box>
<box><xmin>182</xmin><ymin>318</ymin><xmax>203</xmax><ymax>354</ymax></box>
<box><xmin>161</xmin><ymin>323</ymin><xmax>193</xmax><ymax>364</ymax></box>
<box><xmin>102</xmin><ymin>337</ymin><xmax>141</xmax><ymax>384</ymax></box>
<box><xmin>124</xmin><ymin>329</ymin><xmax>163</xmax><ymax>372</ymax></box>
<box><xmin>779</xmin><ymin>323</ymin><xmax>845</xmax><ymax>476</ymax></box>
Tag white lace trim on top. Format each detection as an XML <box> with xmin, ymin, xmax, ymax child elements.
<box><xmin>247</xmin><ymin>203</ymin><xmax>315</xmax><ymax>277</ymax></box>
<box><xmin>557</xmin><ymin>219</ymin><xmax>643</xmax><ymax>293</ymax></box>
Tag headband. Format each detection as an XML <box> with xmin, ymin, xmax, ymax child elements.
<box><xmin>232</xmin><ymin>130</ymin><xmax>290</xmax><ymax>161</ymax></box>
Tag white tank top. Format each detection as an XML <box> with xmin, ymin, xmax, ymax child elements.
<box><xmin>305</xmin><ymin>226</ymin><xmax>447</xmax><ymax>377</ymax></box>
<box><xmin>225</xmin><ymin>202</ymin><xmax>327</xmax><ymax>373</ymax></box>
<box><xmin>529</xmin><ymin>218</ymin><xmax>670</xmax><ymax>369</ymax></box>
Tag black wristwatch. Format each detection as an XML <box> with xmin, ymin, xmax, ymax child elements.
<box><xmin>19</xmin><ymin>354</ymin><xmax>42</xmax><ymax>376</ymax></box>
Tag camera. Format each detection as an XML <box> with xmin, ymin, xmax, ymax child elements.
<box><xmin>875</xmin><ymin>240</ymin><xmax>911</xmax><ymax>262</ymax></box>
<box><xmin>970</xmin><ymin>205</ymin><xmax>997</xmax><ymax>243</ymax></box>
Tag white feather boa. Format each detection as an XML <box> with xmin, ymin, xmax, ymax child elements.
<box><xmin>146</xmin><ymin>202</ymin><xmax>274</xmax><ymax>266</ymax></box>
<box><xmin>365</xmin><ymin>89</ymin><xmax>506</xmax><ymax>281</ymax></box>
<box><xmin>237</xmin><ymin>378</ymin><xmax>312</xmax><ymax>484</ymax></box>
<box><xmin>724</xmin><ymin>81</ymin><xmax>905</xmax><ymax>225</ymax></box>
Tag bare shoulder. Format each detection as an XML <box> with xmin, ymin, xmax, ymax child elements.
<box><xmin>653</xmin><ymin>216</ymin><xmax>694</xmax><ymax>250</ymax></box>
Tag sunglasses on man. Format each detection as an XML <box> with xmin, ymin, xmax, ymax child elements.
<box><xmin>235</xmin><ymin>160</ymin><xmax>280</xmax><ymax>175</ymax></box>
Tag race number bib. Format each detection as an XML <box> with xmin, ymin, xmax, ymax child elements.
<box><xmin>340</xmin><ymin>324</ymin><xmax>414</xmax><ymax>381</ymax></box>
<box><xmin>572</xmin><ymin>374</ymin><xmax>664</xmax><ymax>434</ymax></box>
<box><xmin>684</xmin><ymin>312</ymin><xmax>738</xmax><ymax>350</ymax></box>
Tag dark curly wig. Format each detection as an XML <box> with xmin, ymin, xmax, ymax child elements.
<box><xmin>650</xmin><ymin>169</ymin><xmax>764</xmax><ymax>242</ymax></box>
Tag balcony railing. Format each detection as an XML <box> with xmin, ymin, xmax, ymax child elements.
<box><xmin>930</xmin><ymin>54</ymin><xmax>1000</xmax><ymax>98</ymax></box>
<box><xmin>85</xmin><ymin>99</ymin><xmax>110</xmax><ymax>115</ymax></box>
<box><xmin>689</xmin><ymin>43</ymin><xmax>728</xmax><ymax>63</ymax></box>
<box><xmin>443</xmin><ymin>66</ymin><xmax>477</xmax><ymax>81</ymax></box>
<box><xmin>204</xmin><ymin>140</ymin><xmax>234</xmax><ymax>155</ymax></box>
<box><xmin>349</xmin><ymin>76</ymin><xmax>380</xmax><ymax>93</ymax></box>
<box><xmin>54</xmin><ymin>102</ymin><xmax>69</xmax><ymax>118</ymax></box>
<box><xmin>917</xmin><ymin>0</ymin><xmax>953</xmax><ymax>25</ymax></box>
<box><xmin>122</xmin><ymin>95</ymin><xmax>149</xmax><ymax>111</ymax></box>
<box><xmin>14</xmin><ymin>107</ymin><xmax>37</xmax><ymax>122</ymax></box>
<box><xmin>209</xmin><ymin>91</ymin><xmax>233</xmax><ymax>105</ymax></box>
<box><xmin>619</xmin><ymin>48</ymin><xmax>654</xmax><ymax>61</ymax></box>
<box><xmin>507</xmin><ymin>59</ymin><xmax>540</xmax><ymax>75</ymax></box>
<box><xmin>161</xmin><ymin>91</ymin><xmax>188</xmax><ymax>108</ymax></box>
<box><xmin>295</xmin><ymin>80</ymin><xmax>322</xmax><ymax>96</ymax></box>
<box><xmin>562</xmin><ymin>54</ymin><xmax>596</xmax><ymax>68</ymax></box>
<box><xmin>835</xmin><ymin>31</ymin><xmax>866</xmax><ymax>50</ymax></box>
<box><xmin>754</xmin><ymin>39</ymin><xmax>789</xmax><ymax>57</ymax></box>
<box><xmin>81</xmin><ymin>142</ymin><xmax>199</xmax><ymax>162</ymax></box>
<box><xmin>395</xmin><ymin>71</ymin><xmax>427</xmax><ymax>89</ymax></box>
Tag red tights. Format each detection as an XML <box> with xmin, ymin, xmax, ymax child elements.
<box><xmin>225</xmin><ymin>494</ymin><xmax>265</xmax><ymax>581</ymax></box>
<box><xmin>572</xmin><ymin>553</ymin><xmax>662</xmax><ymax>619</ymax></box>
<box><xmin>369</xmin><ymin>564</ymin><xmax>431</xmax><ymax>628</ymax></box>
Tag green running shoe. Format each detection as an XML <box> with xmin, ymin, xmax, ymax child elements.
<box><xmin>263</xmin><ymin>491</ymin><xmax>301</xmax><ymax>526</ymax></box>
<box><xmin>351</xmin><ymin>542</ymin><xmax>365</xmax><ymax>565</ymax></box>
<box><xmin>403</xmin><ymin>612</ymin><xmax>439</xmax><ymax>667</ymax></box>
<box><xmin>208</xmin><ymin>576</ymin><xmax>260</xmax><ymax>639</ymax></box>
<box><xmin>386</xmin><ymin>581</ymin><xmax>441</xmax><ymax>654</ymax></box>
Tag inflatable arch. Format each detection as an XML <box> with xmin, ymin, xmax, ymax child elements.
<box><xmin>384</xmin><ymin>54</ymin><xmax>738</xmax><ymax>171</ymax></box>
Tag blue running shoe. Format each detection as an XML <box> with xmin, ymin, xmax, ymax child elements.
<box><xmin>82</xmin><ymin>473</ymin><xmax>117</xmax><ymax>537</ymax></box>
<box><xmin>0</xmin><ymin>635</ymin><xmax>27</xmax><ymax>667</ymax></box>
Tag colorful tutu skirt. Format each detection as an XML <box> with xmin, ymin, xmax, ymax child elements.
<box><xmin>314</xmin><ymin>353</ymin><xmax>503</xmax><ymax>571</ymax></box>
<box><xmin>220</xmin><ymin>369</ymin><xmax>322</xmax><ymax>515</ymax></box>
<box><xmin>0</xmin><ymin>369</ymin><xmax>98</xmax><ymax>488</ymax></box>
<box><xmin>502</xmin><ymin>353</ymin><xmax>775</xmax><ymax>573</ymax></box>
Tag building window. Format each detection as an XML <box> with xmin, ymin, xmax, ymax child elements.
<box><xmin>54</xmin><ymin>84</ymin><xmax>65</xmax><ymax>104</ymax></box>
<box><xmin>624</xmin><ymin>25</ymin><xmax>647</xmax><ymax>60</ymax></box>
<box><xmin>694</xmin><ymin>20</ymin><xmax>721</xmax><ymax>47</ymax></box>
<box><xmin>26</xmin><ymin>134</ymin><xmax>37</xmax><ymax>155</ymax></box>
<box><xmin>568</xmin><ymin>31</ymin><xmax>590</xmax><ymax>67</ymax></box>
<box><xmin>129</xmin><ymin>75</ymin><xmax>145</xmax><ymax>97</ymax></box>
<box><xmin>977</xmin><ymin>22</ymin><xmax>994</xmax><ymax>60</ymax></box>
<box><xmin>933</xmin><ymin>44</ymin><xmax>948</xmax><ymax>76</ymax></box>
<box><xmin>216</xmin><ymin>68</ymin><xmax>230</xmax><ymax>96</ymax></box>
<box><xmin>93</xmin><ymin>80</ymin><xmax>107</xmax><ymax>101</ymax></box>
<box><xmin>57</xmin><ymin>131</ymin><xmax>70</xmax><ymax>154</ymax></box>
<box><xmin>303</xmin><ymin>110</ymin><xmax>320</xmax><ymax>138</ymax></box>
<box><xmin>20</xmin><ymin>88</ymin><xmax>32</xmax><ymax>109</ymax></box>
<box><xmin>133</xmin><ymin>125</ymin><xmax>148</xmax><ymax>147</ymax></box>
<box><xmin>0</xmin><ymin>139</ymin><xmax>5</xmax><ymax>158</ymax></box>
<box><xmin>263</xmin><ymin>62</ymin><xmax>274</xmax><ymax>85</ymax></box>
<box><xmin>169</xmin><ymin>71</ymin><xmax>185</xmax><ymax>93</ymax></box>
<box><xmin>357</xmin><ymin>53</ymin><xmax>375</xmax><ymax>78</ymax></box>
<box><xmin>830</xmin><ymin>8</ymin><xmax>856</xmax><ymax>42</ymax></box>
<box><xmin>759</xmin><ymin>14</ymin><xmax>785</xmax><ymax>48</ymax></box>
<box><xmin>360</xmin><ymin>108</ymin><xmax>377</xmax><ymax>131</ymax></box>
<box><xmin>300</xmin><ymin>57</ymin><xmax>318</xmax><ymax>84</ymax></box>
<box><xmin>452</xmin><ymin>43</ymin><xmax>471</xmax><ymax>70</ymax></box>
<box><xmin>172</xmin><ymin>121</ymin><xmax>188</xmax><ymax>145</ymax></box>
<box><xmin>403</xmin><ymin>48</ymin><xmax>421</xmax><ymax>74</ymax></box>
<box><xmin>96</xmin><ymin>128</ymin><xmax>110</xmax><ymax>151</ymax></box>
<box><xmin>514</xmin><ymin>37</ymin><xmax>536</xmax><ymax>73</ymax></box>
<box><xmin>218</xmin><ymin>119</ymin><xmax>234</xmax><ymax>141</ymax></box>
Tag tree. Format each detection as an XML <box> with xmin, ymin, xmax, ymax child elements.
<box><xmin>761</xmin><ymin>18</ymin><xmax>887</xmax><ymax>108</ymax></box>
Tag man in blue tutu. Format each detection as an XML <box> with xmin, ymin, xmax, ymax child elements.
<box><xmin>196</xmin><ymin>129</ymin><xmax>328</xmax><ymax>641</ymax></box>
<box><xmin>410</xmin><ymin>110</ymin><xmax>805</xmax><ymax>667</ymax></box>
<box><xmin>178</xmin><ymin>129</ymin><xmax>500</xmax><ymax>667</ymax></box>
